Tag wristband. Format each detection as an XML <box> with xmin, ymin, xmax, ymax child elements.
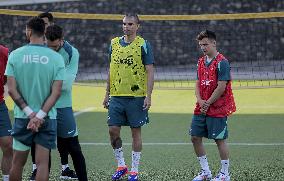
<box><xmin>36</xmin><ymin>109</ymin><xmax>47</xmax><ymax>120</ymax></box>
<box><xmin>23</xmin><ymin>106</ymin><xmax>33</xmax><ymax>116</ymax></box>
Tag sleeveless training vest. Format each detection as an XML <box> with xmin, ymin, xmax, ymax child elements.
<box><xmin>194</xmin><ymin>53</ymin><xmax>236</xmax><ymax>117</ymax></box>
<box><xmin>0</xmin><ymin>45</ymin><xmax>8</xmax><ymax>102</ymax></box>
<box><xmin>110</xmin><ymin>36</ymin><xmax>147</xmax><ymax>96</ymax></box>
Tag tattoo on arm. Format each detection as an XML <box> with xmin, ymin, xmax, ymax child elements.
<box><xmin>14</xmin><ymin>97</ymin><xmax>27</xmax><ymax>109</ymax></box>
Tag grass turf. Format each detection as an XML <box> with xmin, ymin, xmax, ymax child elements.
<box><xmin>3</xmin><ymin>85</ymin><xmax>284</xmax><ymax>180</ymax></box>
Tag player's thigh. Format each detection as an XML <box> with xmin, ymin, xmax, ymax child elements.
<box><xmin>12</xmin><ymin>149</ymin><xmax>30</xmax><ymax>166</ymax></box>
<box><xmin>35</xmin><ymin>144</ymin><xmax>50</xmax><ymax>163</ymax></box>
<box><xmin>126</xmin><ymin>97</ymin><xmax>149</xmax><ymax>128</ymax></box>
<box><xmin>0</xmin><ymin>101</ymin><xmax>12</xmax><ymax>137</ymax></box>
<box><xmin>108</xmin><ymin>97</ymin><xmax>128</xmax><ymax>126</ymax></box>
<box><xmin>57</xmin><ymin>107</ymin><xmax>77</xmax><ymax>138</ymax></box>
<box><xmin>34</xmin><ymin>118</ymin><xmax>57</xmax><ymax>150</ymax></box>
<box><xmin>190</xmin><ymin>114</ymin><xmax>208</xmax><ymax>138</ymax></box>
<box><xmin>206</xmin><ymin>116</ymin><xmax>228</xmax><ymax>139</ymax></box>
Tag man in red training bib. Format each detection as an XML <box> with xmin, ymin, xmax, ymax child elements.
<box><xmin>190</xmin><ymin>30</ymin><xmax>236</xmax><ymax>181</ymax></box>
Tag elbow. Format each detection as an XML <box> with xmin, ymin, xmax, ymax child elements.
<box><xmin>217</xmin><ymin>82</ymin><xmax>227</xmax><ymax>93</ymax></box>
<box><xmin>221</xmin><ymin>84</ymin><xmax>227</xmax><ymax>92</ymax></box>
<box><xmin>56</xmin><ymin>90</ymin><xmax>62</xmax><ymax>99</ymax></box>
<box><xmin>52</xmin><ymin>80</ymin><xmax>63</xmax><ymax>99</ymax></box>
<box><xmin>220</xmin><ymin>86</ymin><xmax>226</xmax><ymax>93</ymax></box>
<box><xmin>7</xmin><ymin>88</ymin><xmax>15</xmax><ymax>97</ymax></box>
<box><xmin>7</xmin><ymin>90</ymin><xmax>12</xmax><ymax>97</ymax></box>
<box><xmin>53</xmin><ymin>89</ymin><xmax>62</xmax><ymax>100</ymax></box>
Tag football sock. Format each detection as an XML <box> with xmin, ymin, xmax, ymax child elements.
<box><xmin>198</xmin><ymin>155</ymin><xmax>210</xmax><ymax>173</ymax></box>
<box><xmin>32</xmin><ymin>164</ymin><xmax>37</xmax><ymax>171</ymax></box>
<box><xmin>131</xmin><ymin>151</ymin><xmax>141</xmax><ymax>173</ymax></box>
<box><xmin>221</xmin><ymin>160</ymin><xmax>229</xmax><ymax>175</ymax></box>
<box><xmin>62</xmin><ymin>164</ymin><xmax>69</xmax><ymax>171</ymax></box>
<box><xmin>114</xmin><ymin>147</ymin><xmax>126</xmax><ymax>167</ymax></box>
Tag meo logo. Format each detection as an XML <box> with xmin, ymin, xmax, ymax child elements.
<box><xmin>23</xmin><ymin>54</ymin><xmax>49</xmax><ymax>64</ymax></box>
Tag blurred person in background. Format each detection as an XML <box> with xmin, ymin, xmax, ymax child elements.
<box><xmin>0</xmin><ymin>43</ymin><xmax>13</xmax><ymax>181</ymax></box>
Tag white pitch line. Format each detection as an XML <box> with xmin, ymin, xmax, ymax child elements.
<box><xmin>80</xmin><ymin>142</ymin><xmax>284</xmax><ymax>146</ymax></box>
<box><xmin>73</xmin><ymin>107</ymin><xmax>96</xmax><ymax>117</ymax></box>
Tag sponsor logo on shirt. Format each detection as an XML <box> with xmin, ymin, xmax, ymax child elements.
<box><xmin>201</xmin><ymin>80</ymin><xmax>213</xmax><ymax>86</ymax></box>
<box><xmin>113</xmin><ymin>55</ymin><xmax>134</xmax><ymax>66</ymax></box>
<box><xmin>23</xmin><ymin>54</ymin><xmax>49</xmax><ymax>64</ymax></box>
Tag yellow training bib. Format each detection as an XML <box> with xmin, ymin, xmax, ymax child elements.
<box><xmin>110</xmin><ymin>36</ymin><xmax>147</xmax><ymax>96</ymax></box>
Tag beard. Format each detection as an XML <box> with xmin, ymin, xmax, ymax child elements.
<box><xmin>25</xmin><ymin>33</ymin><xmax>31</xmax><ymax>43</ymax></box>
<box><xmin>123</xmin><ymin>29</ymin><xmax>132</xmax><ymax>36</ymax></box>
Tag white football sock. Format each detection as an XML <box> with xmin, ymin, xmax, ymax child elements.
<box><xmin>62</xmin><ymin>164</ymin><xmax>69</xmax><ymax>171</ymax></box>
<box><xmin>3</xmin><ymin>175</ymin><xmax>9</xmax><ymax>181</ymax></box>
<box><xmin>114</xmin><ymin>147</ymin><xmax>126</xmax><ymax>167</ymax></box>
<box><xmin>131</xmin><ymin>151</ymin><xmax>141</xmax><ymax>173</ymax></box>
<box><xmin>32</xmin><ymin>164</ymin><xmax>37</xmax><ymax>171</ymax></box>
<box><xmin>198</xmin><ymin>155</ymin><xmax>210</xmax><ymax>173</ymax></box>
<box><xmin>221</xmin><ymin>160</ymin><xmax>229</xmax><ymax>175</ymax></box>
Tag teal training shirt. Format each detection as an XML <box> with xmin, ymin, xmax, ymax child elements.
<box><xmin>5</xmin><ymin>44</ymin><xmax>65</xmax><ymax>119</ymax></box>
<box><xmin>55</xmin><ymin>41</ymin><xmax>79</xmax><ymax>108</ymax></box>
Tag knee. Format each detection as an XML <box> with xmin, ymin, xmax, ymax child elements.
<box><xmin>109</xmin><ymin>127</ymin><xmax>122</xmax><ymax>148</ymax></box>
<box><xmin>70</xmin><ymin>142</ymin><xmax>82</xmax><ymax>153</ymax></box>
<box><xmin>131</xmin><ymin>127</ymin><xmax>141</xmax><ymax>139</ymax></box>
<box><xmin>57</xmin><ymin>139</ymin><xmax>65</xmax><ymax>152</ymax></box>
<box><xmin>1</xmin><ymin>138</ymin><xmax>13</xmax><ymax>155</ymax></box>
<box><xmin>191</xmin><ymin>136</ymin><xmax>202</xmax><ymax>144</ymax></box>
<box><xmin>61</xmin><ymin>136</ymin><xmax>82</xmax><ymax>155</ymax></box>
<box><xmin>109</xmin><ymin>127</ymin><xmax>120</xmax><ymax>138</ymax></box>
<box><xmin>214</xmin><ymin>139</ymin><xmax>226</xmax><ymax>146</ymax></box>
<box><xmin>132</xmin><ymin>133</ymin><xmax>141</xmax><ymax>143</ymax></box>
<box><xmin>111</xmin><ymin>137</ymin><xmax>122</xmax><ymax>149</ymax></box>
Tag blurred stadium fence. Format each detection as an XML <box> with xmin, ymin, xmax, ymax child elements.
<box><xmin>0</xmin><ymin>9</ymin><xmax>283</xmax><ymax>89</ymax></box>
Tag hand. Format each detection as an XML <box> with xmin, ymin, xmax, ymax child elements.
<box><xmin>102</xmin><ymin>94</ymin><xmax>110</xmax><ymax>109</ymax></box>
<box><xmin>200</xmin><ymin>101</ymin><xmax>210</xmax><ymax>114</ymax></box>
<box><xmin>26</xmin><ymin>112</ymin><xmax>36</xmax><ymax>131</ymax></box>
<box><xmin>198</xmin><ymin>98</ymin><xmax>207</xmax><ymax>107</ymax></box>
<box><xmin>27</xmin><ymin>117</ymin><xmax>44</xmax><ymax>132</ymax></box>
<box><xmin>143</xmin><ymin>96</ymin><xmax>151</xmax><ymax>110</ymax></box>
<box><xmin>28</xmin><ymin>112</ymin><xmax>36</xmax><ymax>119</ymax></box>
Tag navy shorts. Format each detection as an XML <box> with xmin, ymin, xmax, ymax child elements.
<box><xmin>12</xmin><ymin>118</ymin><xmax>57</xmax><ymax>150</ymax></box>
<box><xmin>108</xmin><ymin>97</ymin><xmax>149</xmax><ymax>128</ymax></box>
<box><xmin>0</xmin><ymin>101</ymin><xmax>12</xmax><ymax>137</ymax></box>
<box><xmin>190</xmin><ymin>114</ymin><xmax>228</xmax><ymax>140</ymax></box>
<box><xmin>57</xmin><ymin>107</ymin><xmax>78</xmax><ymax>138</ymax></box>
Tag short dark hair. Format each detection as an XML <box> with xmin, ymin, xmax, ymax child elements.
<box><xmin>26</xmin><ymin>17</ymin><xmax>45</xmax><ymax>37</ymax></box>
<box><xmin>196</xmin><ymin>30</ymin><xmax>216</xmax><ymax>41</ymax></box>
<box><xmin>124</xmin><ymin>13</ymin><xmax>140</xmax><ymax>24</ymax></box>
<box><xmin>45</xmin><ymin>24</ymin><xmax>63</xmax><ymax>41</ymax></box>
<box><xmin>38</xmin><ymin>12</ymin><xmax>54</xmax><ymax>23</ymax></box>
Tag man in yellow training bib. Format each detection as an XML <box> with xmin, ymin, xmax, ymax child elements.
<box><xmin>103</xmin><ymin>13</ymin><xmax>154</xmax><ymax>181</ymax></box>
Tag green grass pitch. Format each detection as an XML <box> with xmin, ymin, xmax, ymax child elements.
<box><xmin>3</xmin><ymin>85</ymin><xmax>284</xmax><ymax>180</ymax></box>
